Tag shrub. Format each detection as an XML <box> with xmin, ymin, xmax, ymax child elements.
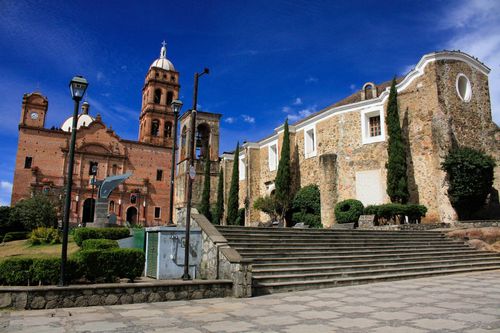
<box><xmin>81</xmin><ymin>239</ymin><xmax>119</xmax><ymax>250</ymax></box>
<box><xmin>441</xmin><ymin>147</ymin><xmax>495</xmax><ymax>219</ymax></box>
<box><xmin>3</xmin><ymin>231</ymin><xmax>29</xmax><ymax>243</ymax></box>
<box><xmin>363</xmin><ymin>203</ymin><xmax>427</xmax><ymax>224</ymax></box>
<box><xmin>0</xmin><ymin>258</ymin><xmax>33</xmax><ymax>285</ymax></box>
<box><xmin>0</xmin><ymin>206</ymin><xmax>25</xmax><ymax>236</ymax></box>
<box><xmin>292</xmin><ymin>185</ymin><xmax>322</xmax><ymax>228</ymax></box>
<box><xmin>9</xmin><ymin>195</ymin><xmax>57</xmax><ymax>230</ymax></box>
<box><xmin>334</xmin><ymin>199</ymin><xmax>364</xmax><ymax>224</ymax></box>
<box><xmin>75</xmin><ymin>248</ymin><xmax>144</xmax><ymax>282</ymax></box>
<box><xmin>254</xmin><ymin>196</ymin><xmax>278</xmax><ymax>222</ymax></box>
<box><xmin>73</xmin><ymin>227</ymin><xmax>130</xmax><ymax>247</ymax></box>
<box><xmin>29</xmin><ymin>227</ymin><xmax>61</xmax><ymax>245</ymax></box>
<box><xmin>30</xmin><ymin>257</ymin><xmax>60</xmax><ymax>285</ymax></box>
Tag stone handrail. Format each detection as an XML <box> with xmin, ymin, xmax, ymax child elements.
<box><xmin>192</xmin><ymin>213</ymin><xmax>252</xmax><ymax>298</ymax></box>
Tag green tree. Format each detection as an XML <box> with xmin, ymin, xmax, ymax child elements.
<box><xmin>199</xmin><ymin>154</ymin><xmax>212</xmax><ymax>221</ymax></box>
<box><xmin>10</xmin><ymin>195</ymin><xmax>57</xmax><ymax>230</ymax></box>
<box><xmin>441</xmin><ymin>147</ymin><xmax>496</xmax><ymax>219</ymax></box>
<box><xmin>213</xmin><ymin>167</ymin><xmax>224</xmax><ymax>225</ymax></box>
<box><xmin>291</xmin><ymin>184</ymin><xmax>322</xmax><ymax>228</ymax></box>
<box><xmin>275</xmin><ymin>120</ymin><xmax>293</xmax><ymax>225</ymax></box>
<box><xmin>385</xmin><ymin>78</ymin><xmax>409</xmax><ymax>204</ymax></box>
<box><xmin>226</xmin><ymin>142</ymin><xmax>240</xmax><ymax>225</ymax></box>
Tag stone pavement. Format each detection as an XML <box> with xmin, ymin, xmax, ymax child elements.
<box><xmin>1</xmin><ymin>270</ymin><xmax>499</xmax><ymax>333</ymax></box>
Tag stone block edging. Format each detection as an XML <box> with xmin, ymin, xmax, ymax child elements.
<box><xmin>0</xmin><ymin>279</ymin><xmax>232</xmax><ymax>310</ymax></box>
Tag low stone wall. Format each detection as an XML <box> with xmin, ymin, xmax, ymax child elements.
<box><xmin>454</xmin><ymin>220</ymin><xmax>500</xmax><ymax>228</ymax></box>
<box><xmin>359</xmin><ymin>223</ymin><xmax>450</xmax><ymax>231</ymax></box>
<box><xmin>0</xmin><ymin>280</ymin><xmax>232</xmax><ymax>310</ymax></box>
<box><xmin>193</xmin><ymin>214</ymin><xmax>252</xmax><ymax>298</ymax></box>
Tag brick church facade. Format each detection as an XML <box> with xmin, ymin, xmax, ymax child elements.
<box><xmin>11</xmin><ymin>43</ymin><xmax>221</xmax><ymax>226</ymax></box>
<box><xmin>222</xmin><ymin>51</ymin><xmax>499</xmax><ymax>225</ymax></box>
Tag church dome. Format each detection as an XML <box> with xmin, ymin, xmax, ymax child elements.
<box><xmin>61</xmin><ymin>112</ymin><xmax>95</xmax><ymax>132</ymax></box>
<box><xmin>150</xmin><ymin>41</ymin><xmax>175</xmax><ymax>71</ymax></box>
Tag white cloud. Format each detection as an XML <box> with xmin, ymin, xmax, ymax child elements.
<box><xmin>441</xmin><ymin>0</ymin><xmax>500</xmax><ymax>124</ymax></box>
<box><xmin>349</xmin><ymin>84</ymin><xmax>357</xmax><ymax>91</ymax></box>
<box><xmin>282</xmin><ymin>106</ymin><xmax>292</xmax><ymax>113</ymax></box>
<box><xmin>0</xmin><ymin>181</ymin><xmax>12</xmax><ymax>190</ymax></box>
<box><xmin>293</xmin><ymin>97</ymin><xmax>303</xmax><ymax>105</ymax></box>
<box><xmin>286</xmin><ymin>105</ymin><xmax>318</xmax><ymax>123</ymax></box>
<box><xmin>96</xmin><ymin>71</ymin><xmax>105</xmax><ymax>82</ymax></box>
<box><xmin>224</xmin><ymin>117</ymin><xmax>236</xmax><ymax>124</ymax></box>
<box><xmin>241</xmin><ymin>115</ymin><xmax>255</xmax><ymax>124</ymax></box>
<box><xmin>305</xmin><ymin>76</ymin><xmax>318</xmax><ymax>84</ymax></box>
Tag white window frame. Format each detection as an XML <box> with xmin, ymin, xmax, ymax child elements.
<box><xmin>361</xmin><ymin>106</ymin><xmax>385</xmax><ymax>145</ymax></box>
<box><xmin>303</xmin><ymin>125</ymin><xmax>317</xmax><ymax>159</ymax></box>
<box><xmin>456</xmin><ymin>73</ymin><xmax>472</xmax><ymax>102</ymax></box>
<box><xmin>268</xmin><ymin>140</ymin><xmax>278</xmax><ymax>171</ymax></box>
<box><xmin>239</xmin><ymin>154</ymin><xmax>246</xmax><ymax>181</ymax></box>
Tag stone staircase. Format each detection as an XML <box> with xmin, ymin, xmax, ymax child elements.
<box><xmin>216</xmin><ymin>226</ymin><xmax>500</xmax><ymax>296</ymax></box>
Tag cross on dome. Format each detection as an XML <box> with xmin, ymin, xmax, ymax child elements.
<box><xmin>160</xmin><ymin>41</ymin><xmax>167</xmax><ymax>59</ymax></box>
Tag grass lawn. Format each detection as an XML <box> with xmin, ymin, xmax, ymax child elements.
<box><xmin>0</xmin><ymin>237</ymin><xmax>79</xmax><ymax>260</ymax></box>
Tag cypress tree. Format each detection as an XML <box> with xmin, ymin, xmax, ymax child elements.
<box><xmin>213</xmin><ymin>167</ymin><xmax>224</xmax><ymax>225</ymax></box>
<box><xmin>275</xmin><ymin>120</ymin><xmax>292</xmax><ymax>225</ymax></box>
<box><xmin>226</xmin><ymin>142</ymin><xmax>240</xmax><ymax>225</ymax></box>
<box><xmin>386</xmin><ymin>77</ymin><xmax>409</xmax><ymax>204</ymax></box>
<box><xmin>199</xmin><ymin>153</ymin><xmax>212</xmax><ymax>221</ymax></box>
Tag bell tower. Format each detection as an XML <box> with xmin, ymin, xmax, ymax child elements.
<box><xmin>139</xmin><ymin>41</ymin><xmax>180</xmax><ymax>147</ymax></box>
<box><xmin>20</xmin><ymin>92</ymin><xmax>48</xmax><ymax>128</ymax></box>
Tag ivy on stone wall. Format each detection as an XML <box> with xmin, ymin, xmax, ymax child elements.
<box><xmin>441</xmin><ymin>147</ymin><xmax>495</xmax><ymax>219</ymax></box>
<box><xmin>385</xmin><ymin>78</ymin><xmax>410</xmax><ymax>204</ymax></box>
<box><xmin>226</xmin><ymin>142</ymin><xmax>240</xmax><ymax>225</ymax></box>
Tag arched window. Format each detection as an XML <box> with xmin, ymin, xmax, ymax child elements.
<box><xmin>109</xmin><ymin>200</ymin><xmax>115</xmax><ymax>213</ymax></box>
<box><xmin>166</xmin><ymin>91</ymin><xmax>174</xmax><ymax>105</ymax></box>
<box><xmin>164</xmin><ymin>122</ymin><xmax>172</xmax><ymax>138</ymax></box>
<box><xmin>365</xmin><ymin>85</ymin><xmax>373</xmax><ymax>99</ymax></box>
<box><xmin>180</xmin><ymin>126</ymin><xmax>187</xmax><ymax>159</ymax></box>
<box><xmin>154</xmin><ymin>89</ymin><xmax>162</xmax><ymax>104</ymax></box>
<box><xmin>196</xmin><ymin>123</ymin><xmax>210</xmax><ymax>159</ymax></box>
<box><xmin>151</xmin><ymin>119</ymin><xmax>160</xmax><ymax>136</ymax></box>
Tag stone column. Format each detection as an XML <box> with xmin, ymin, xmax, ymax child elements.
<box><xmin>319</xmin><ymin>154</ymin><xmax>337</xmax><ymax>227</ymax></box>
<box><xmin>93</xmin><ymin>197</ymin><xmax>109</xmax><ymax>228</ymax></box>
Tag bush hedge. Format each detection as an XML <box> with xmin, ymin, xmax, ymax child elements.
<box><xmin>29</xmin><ymin>227</ymin><xmax>61</xmax><ymax>245</ymax></box>
<box><xmin>364</xmin><ymin>203</ymin><xmax>427</xmax><ymax>224</ymax></box>
<box><xmin>81</xmin><ymin>239</ymin><xmax>119</xmax><ymax>251</ymax></box>
<box><xmin>0</xmin><ymin>248</ymin><xmax>144</xmax><ymax>286</ymax></box>
<box><xmin>73</xmin><ymin>227</ymin><xmax>130</xmax><ymax>246</ymax></box>
<box><xmin>74</xmin><ymin>248</ymin><xmax>145</xmax><ymax>282</ymax></box>
<box><xmin>334</xmin><ymin>199</ymin><xmax>364</xmax><ymax>224</ymax></box>
<box><xmin>3</xmin><ymin>231</ymin><xmax>29</xmax><ymax>243</ymax></box>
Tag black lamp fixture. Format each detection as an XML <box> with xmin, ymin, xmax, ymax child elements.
<box><xmin>168</xmin><ymin>99</ymin><xmax>183</xmax><ymax>225</ymax></box>
<box><xmin>59</xmin><ymin>75</ymin><xmax>88</xmax><ymax>286</ymax></box>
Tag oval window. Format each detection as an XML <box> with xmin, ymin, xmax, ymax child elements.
<box><xmin>456</xmin><ymin>74</ymin><xmax>472</xmax><ymax>102</ymax></box>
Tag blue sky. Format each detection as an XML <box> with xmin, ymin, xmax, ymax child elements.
<box><xmin>0</xmin><ymin>0</ymin><xmax>499</xmax><ymax>206</ymax></box>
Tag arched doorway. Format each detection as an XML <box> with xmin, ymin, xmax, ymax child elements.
<box><xmin>82</xmin><ymin>198</ymin><xmax>96</xmax><ymax>224</ymax></box>
<box><xmin>126</xmin><ymin>206</ymin><xmax>138</xmax><ymax>224</ymax></box>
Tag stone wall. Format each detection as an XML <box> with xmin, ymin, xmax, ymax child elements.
<box><xmin>194</xmin><ymin>214</ymin><xmax>252</xmax><ymax>297</ymax></box>
<box><xmin>0</xmin><ymin>280</ymin><xmax>232</xmax><ymax>310</ymax></box>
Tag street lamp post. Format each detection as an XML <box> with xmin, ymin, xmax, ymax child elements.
<box><xmin>168</xmin><ymin>99</ymin><xmax>183</xmax><ymax>225</ymax></box>
<box><xmin>182</xmin><ymin>68</ymin><xmax>209</xmax><ymax>280</ymax></box>
<box><xmin>60</xmin><ymin>76</ymin><xmax>88</xmax><ymax>286</ymax></box>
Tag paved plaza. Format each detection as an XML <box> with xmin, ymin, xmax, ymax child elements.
<box><xmin>1</xmin><ymin>270</ymin><xmax>499</xmax><ymax>333</ymax></box>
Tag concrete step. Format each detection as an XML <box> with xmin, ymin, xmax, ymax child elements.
<box><xmin>237</xmin><ymin>246</ymin><xmax>475</xmax><ymax>258</ymax></box>
<box><xmin>219</xmin><ymin>231</ymin><xmax>445</xmax><ymax>239</ymax></box>
<box><xmin>252</xmin><ymin>266</ymin><xmax>500</xmax><ymax>295</ymax></box>
<box><xmin>249</xmin><ymin>249</ymin><xmax>493</xmax><ymax>263</ymax></box>
<box><xmin>252</xmin><ymin>252</ymin><xmax>500</xmax><ymax>268</ymax></box>
<box><xmin>217</xmin><ymin>226</ymin><xmax>441</xmax><ymax>236</ymax></box>
<box><xmin>232</xmin><ymin>244</ymin><xmax>467</xmax><ymax>252</ymax></box>
<box><xmin>226</xmin><ymin>240</ymin><xmax>459</xmax><ymax>247</ymax></box>
<box><xmin>253</xmin><ymin>259</ymin><xmax>500</xmax><ymax>276</ymax></box>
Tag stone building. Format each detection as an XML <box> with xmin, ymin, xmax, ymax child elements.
<box><xmin>222</xmin><ymin>51</ymin><xmax>499</xmax><ymax>225</ymax></box>
<box><xmin>10</xmin><ymin>43</ymin><xmax>221</xmax><ymax>226</ymax></box>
